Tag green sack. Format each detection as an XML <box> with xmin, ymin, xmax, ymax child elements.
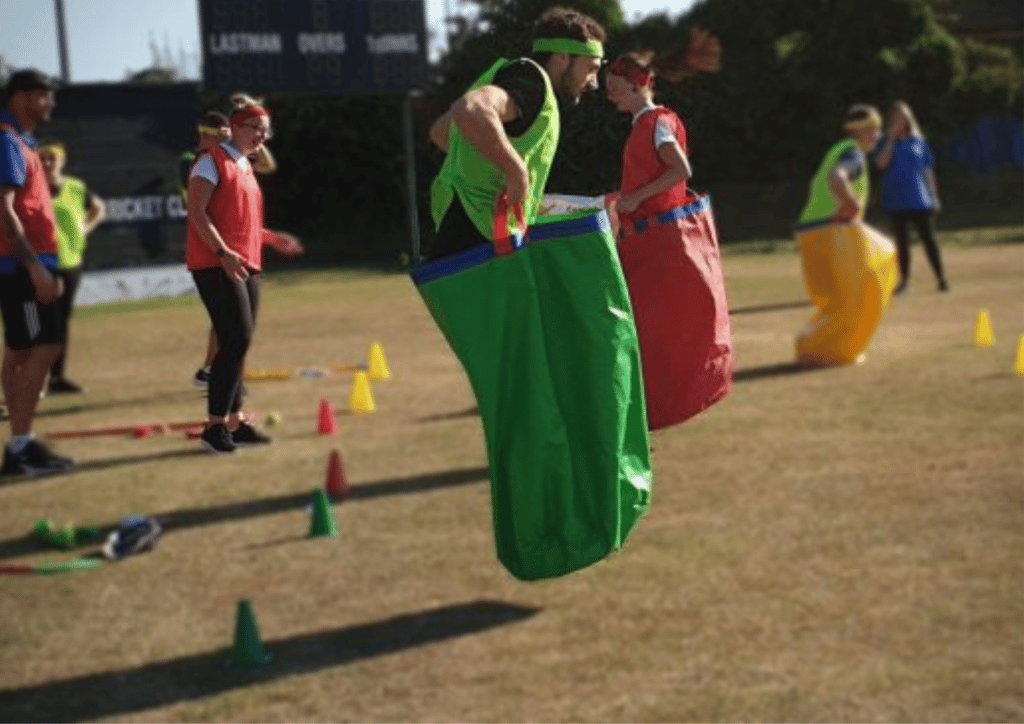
<box><xmin>411</xmin><ymin>209</ymin><xmax>652</xmax><ymax>581</ymax></box>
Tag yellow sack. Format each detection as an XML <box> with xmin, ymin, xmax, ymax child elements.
<box><xmin>795</xmin><ymin>221</ymin><xmax>899</xmax><ymax>366</ymax></box>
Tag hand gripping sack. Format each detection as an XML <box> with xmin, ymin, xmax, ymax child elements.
<box><xmin>411</xmin><ymin>208</ymin><xmax>652</xmax><ymax>581</ymax></box>
<box><xmin>795</xmin><ymin>220</ymin><xmax>899</xmax><ymax>366</ymax></box>
<box><xmin>618</xmin><ymin>194</ymin><xmax>734</xmax><ymax>430</ymax></box>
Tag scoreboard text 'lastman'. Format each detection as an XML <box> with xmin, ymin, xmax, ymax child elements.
<box><xmin>200</xmin><ymin>0</ymin><xmax>428</xmax><ymax>94</ymax></box>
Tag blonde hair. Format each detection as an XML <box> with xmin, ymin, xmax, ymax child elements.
<box><xmin>890</xmin><ymin>100</ymin><xmax>923</xmax><ymax>138</ymax></box>
<box><xmin>37</xmin><ymin>138</ymin><xmax>66</xmax><ymax>160</ymax></box>
<box><xmin>229</xmin><ymin>92</ymin><xmax>265</xmax><ymax>111</ymax></box>
<box><xmin>843</xmin><ymin>104</ymin><xmax>882</xmax><ymax>133</ymax></box>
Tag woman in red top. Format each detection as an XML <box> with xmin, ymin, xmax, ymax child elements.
<box><xmin>604</xmin><ymin>34</ymin><xmax>734</xmax><ymax>431</ymax></box>
<box><xmin>186</xmin><ymin>96</ymin><xmax>293</xmax><ymax>453</ymax></box>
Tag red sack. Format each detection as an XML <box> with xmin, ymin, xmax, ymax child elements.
<box><xmin>618</xmin><ymin>195</ymin><xmax>733</xmax><ymax>430</ymax></box>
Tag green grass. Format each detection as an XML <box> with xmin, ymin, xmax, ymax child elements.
<box><xmin>720</xmin><ymin>222</ymin><xmax>1022</xmax><ymax>256</ymax></box>
<box><xmin>0</xmin><ymin>229</ymin><xmax>1021</xmax><ymax>722</ymax></box>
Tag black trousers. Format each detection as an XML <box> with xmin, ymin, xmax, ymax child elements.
<box><xmin>192</xmin><ymin>267</ymin><xmax>261</xmax><ymax>417</ymax></box>
<box><xmin>50</xmin><ymin>266</ymin><xmax>82</xmax><ymax>378</ymax></box>
<box><xmin>889</xmin><ymin>210</ymin><xmax>946</xmax><ymax>284</ymax></box>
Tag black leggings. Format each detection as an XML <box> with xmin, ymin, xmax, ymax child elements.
<box><xmin>889</xmin><ymin>210</ymin><xmax>945</xmax><ymax>283</ymax></box>
<box><xmin>50</xmin><ymin>266</ymin><xmax>82</xmax><ymax>378</ymax></box>
<box><xmin>192</xmin><ymin>267</ymin><xmax>261</xmax><ymax>417</ymax></box>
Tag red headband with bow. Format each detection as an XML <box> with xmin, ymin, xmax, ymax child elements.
<box><xmin>607</xmin><ymin>57</ymin><xmax>653</xmax><ymax>87</ymax></box>
<box><xmin>229</xmin><ymin>105</ymin><xmax>270</xmax><ymax>126</ymax></box>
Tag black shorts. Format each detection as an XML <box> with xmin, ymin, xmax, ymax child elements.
<box><xmin>0</xmin><ymin>265</ymin><xmax>62</xmax><ymax>350</ymax></box>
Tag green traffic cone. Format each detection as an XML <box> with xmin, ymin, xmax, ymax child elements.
<box><xmin>308</xmin><ymin>488</ymin><xmax>339</xmax><ymax>538</ymax></box>
<box><xmin>229</xmin><ymin>600</ymin><xmax>273</xmax><ymax>668</ymax></box>
<box><xmin>31</xmin><ymin>519</ymin><xmax>54</xmax><ymax>539</ymax></box>
<box><xmin>52</xmin><ymin>524</ymin><xmax>77</xmax><ymax>550</ymax></box>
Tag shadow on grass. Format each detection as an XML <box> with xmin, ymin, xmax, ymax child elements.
<box><xmin>0</xmin><ymin>449</ymin><xmax>205</xmax><ymax>494</ymax></box>
<box><xmin>0</xmin><ymin>599</ymin><xmax>538</xmax><ymax>722</ymax></box>
<box><xmin>732</xmin><ymin>361</ymin><xmax>830</xmax><ymax>383</ymax></box>
<box><xmin>728</xmin><ymin>299</ymin><xmax>812</xmax><ymax>315</ymax></box>
<box><xmin>71</xmin><ymin>448</ymin><xmax>209</xmax><ymax>474</ymax></box>
<box><xmin>417</xmin><ymin>405</ymin><xmax>480</xmax><ymax>423</ymax></box>
<box><xmin>0</xmin><ymin>466</ymin><xmax>489</xmax><ymax>560</ymax></box>
<box><xmin>36</xmin><ymin>388</ymin><xmax>203</xmax><ymax>419</ymax></box>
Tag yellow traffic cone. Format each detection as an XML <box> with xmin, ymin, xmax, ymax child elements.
<box><xmin>349</xmin><ymin>371</ymin><xmax>375</xmax><ymax>413</ymax></box>
<box><xmin>974</xmin><ymin>309</ymin><xmax>995</xmax><ymax>347</ymax></box>
<box><xmin>368</xmin><ymin>343</ymin><xmax>391</xmax><ymax>381</ymax></box>
<box><xmin>1015</xmin><ymin>334</ymin><xmax>1024</xmax><ymax>376</ymax></box>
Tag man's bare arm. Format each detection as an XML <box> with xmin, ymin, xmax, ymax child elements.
<box><xmin>449</xmin><ymin>85</ymin><xmax>530</xmax><ymax>208</ymax></box>
<box><xmin>0</xmin><ymin>187</ymin><xmax>39</xmax><ymax>263</ymax></box>
<box><xmin>1</xmin><ymin>186</ymin><xmax>62</xmax><ymax>303</ymax></box>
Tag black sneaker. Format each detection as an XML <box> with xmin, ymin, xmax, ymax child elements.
<box><xmin>200</xmin><ymin>423</ymin><xmax>236</xmax><ymax>453</ymax></box>
<box><xmin>48</xmin><ymin>377</ymin><xmax>85</xmax><ymax>394</ymax></box>
<box><xmin>193</xmin><ymin>367</ymin><xmax>210</xmax><ymax>388</ymax></box>
<box><xmin>1</xmin><ymin>439</ymin><xmax>75</xmax><ymax>476</ymax></box>
<box><xmin>231</xmin><ymin>421</ymin><xmax>271</xmax><ymax>445</ymax></box>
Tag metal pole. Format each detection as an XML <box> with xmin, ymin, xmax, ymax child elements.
<box><xmin>53</xmin><ymin>0</ymin><xmax>72</xmax><ymax>83</ymax></box>
<box><xmin>402</xmin><ymin>93</ymin><xmax>421</xmax><ymax>263</ymax></box>
<box><xmin>442</xmin><ymin>0</ymin><xmax>452</xmax><ymax>52</ymax></box>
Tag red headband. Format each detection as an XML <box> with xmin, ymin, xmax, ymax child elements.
<box><xmin>607</xmin><ymin>57</ymin><xmax>653</xmax><ymax>87</ymax></box>
<box><xmin>229</xmin><ymin>105</ymin><xmax>270</xmax><ymax>125</ymax></box>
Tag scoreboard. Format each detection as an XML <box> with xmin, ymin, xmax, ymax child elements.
<box><xmin>199</xmin><ymin>0</ymin><xmax>428</xmax><ymax>94</ymax></box>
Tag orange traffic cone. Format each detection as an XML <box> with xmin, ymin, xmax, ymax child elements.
<box><xmin>317</xmin><ymin>398</ymin><xmax>337</xmax><ymax>435</ymax></box>
<box><xmin>325</xmin><ymin>449</ymin><xmax>349</xmax><ymax>500</ymax></box>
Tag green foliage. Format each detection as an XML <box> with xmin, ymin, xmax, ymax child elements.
<box><xmin>258</xmin><ymin>93</ymin><xmax>424</xmax><ymax>263</ymax></box>
<box><xmin>246</xmin><ymin>0</ymin><xmax>1023</xmax><ymax>260</ymax></box>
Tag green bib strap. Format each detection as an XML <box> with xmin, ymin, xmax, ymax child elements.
<box><xmin>431</xmin><ymin>58</ymin><xmax>560</xmax><ymax>245</ymax></box>
<box><xmin>797</xmin><ymin>138</ymin><xmax>868</xmax><ymax>226</ymax></box>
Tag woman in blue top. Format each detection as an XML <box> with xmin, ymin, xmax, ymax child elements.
<box><xmin>874</xmin><ymin>101</ymin><xmax>948</xmax><ymax>294</ymax></box>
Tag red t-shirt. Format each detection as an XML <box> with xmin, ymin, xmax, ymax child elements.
<box><xmin>186</xmin><ymin>143</ymin><xmax>264</xmax><ymax>271</ymax></box>
<box><xmin>619</xmin><ymin>107</ymin><xmax>691</xmax><ymax>225</ymax></box>
<box><xmin>0</xmin><ymin>123</ymin><xmax>58</xmax><ymax>259</ymax></box>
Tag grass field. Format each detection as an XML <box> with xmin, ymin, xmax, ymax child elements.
<box><xmin>0</xmin><ymin>226</ymin><xmax>1021</xmax><ymax>723</ymax></box>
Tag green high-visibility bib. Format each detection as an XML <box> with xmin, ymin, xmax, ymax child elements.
<box><xmin>411</xmin><ymin>209</ymin><xmax>652</xmax><ymax>581</ymax></box>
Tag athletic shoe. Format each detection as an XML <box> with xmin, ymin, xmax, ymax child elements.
<box><xmin>193</xmin><ymin>367</ymin><xmax>210</xmax><ymax>388</ymax></box>
<box><xmin>892</xmin><ymin>279</ymin><xmax>909</xmax><ymax>296</ymax></box>
<box><xmin>231</xmin><ymin>421</ymin><xmax>271</xmax><ymax>445</ymax></box>
<box><xmin>102</xmin><ymin>515</ymin><xmax>162</xmax><ymax>560</ymax></box>
<box><xmin>200</xmin><ymin>423</ymin><xmax>236</xmax><ymax>453</ymax></box>
<box><xmin>1</xmin><ymin>439</ymin><xmax>75</xmax><ymax>476</ymax></box>
<box><xmin>938</xmin><ymin>278</ymin><xmax>949</xmax><ymax>292</ymax></box>
<box><xmin>48</xmin><ymin>377</ymin><xmax>86</xmax><ymax>394</ymax></box>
